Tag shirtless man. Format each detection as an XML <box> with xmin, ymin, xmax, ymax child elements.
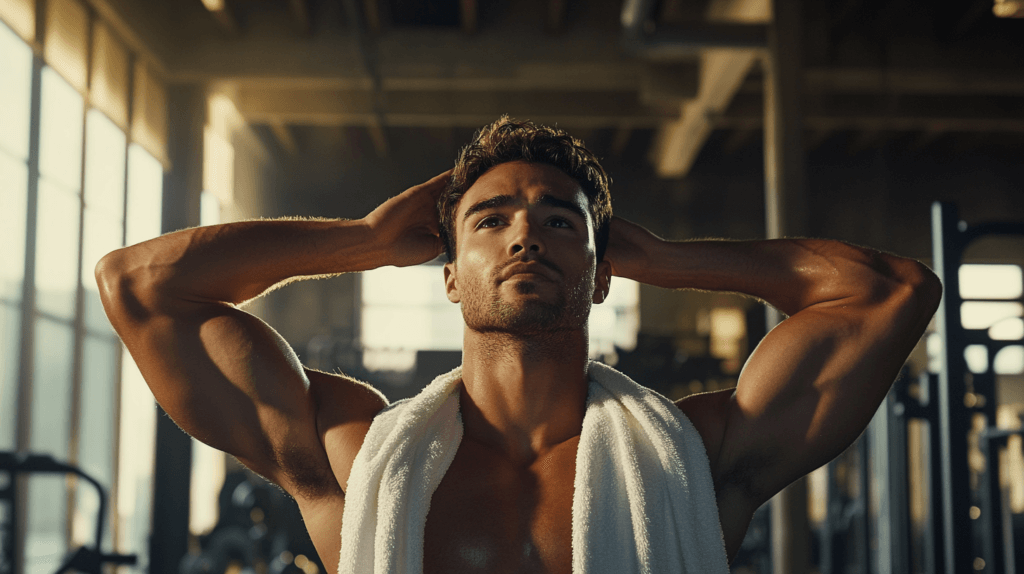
<box><xmin>96</xmin><ymin>118</ymin><xmax>942</xmax><ymax>573</ymax></box>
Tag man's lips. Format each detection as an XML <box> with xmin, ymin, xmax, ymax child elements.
<box><xmin>499</xmin><ymin>261</ymin><xmax>560</xmax><ymax>282</ymax></box>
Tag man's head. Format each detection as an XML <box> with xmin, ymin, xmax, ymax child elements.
<box><xmin>438</xmin><ymin>117</ymin><xmax>612</xmax><ymax>263</ymax></box>
<box><xmin>439</xmin><ymin>119</ymin><xmax>614</xmax><ymax>340</ymax></box>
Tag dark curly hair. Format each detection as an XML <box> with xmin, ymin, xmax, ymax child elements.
<box><xmin>438</xmin><ymin>117</ymin><xmax>613</xmax><ymax>262</ymax></box>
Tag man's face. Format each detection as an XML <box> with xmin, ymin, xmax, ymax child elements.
<box><xmin>443</xmin><ymin>161</ymin><xmax>611</xmax><ymax>337</ymax></box>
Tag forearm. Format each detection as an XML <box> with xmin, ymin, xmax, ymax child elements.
<box><xmin>620</xmin><ymin>235</ymin><xmax>935</xmax><ymax>316</ymax></box>
<box><xmin>96</xmin><ymin>217</ymin><xmax>380</xmax><ymax>308</ymax></box>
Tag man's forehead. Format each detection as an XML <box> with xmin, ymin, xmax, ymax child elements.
<box><xmin>458</xmin><ymin>162</ymin><xmax>587</xmax><ymax>220</ymax></box>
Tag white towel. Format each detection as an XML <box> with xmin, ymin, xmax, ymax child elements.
<box><xmin>338</xmin><ymin>361</ymin><xmax>729</xmax><ymax>574</ymax></box>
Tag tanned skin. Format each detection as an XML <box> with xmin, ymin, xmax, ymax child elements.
<box><xmin>96</xmin><ymin>161</ymin><xmax>941</xmax><ymax>574</ymax></box>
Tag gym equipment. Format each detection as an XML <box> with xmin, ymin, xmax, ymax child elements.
<box><xmin>0</xmin><ymin>452</ymin><xmax>136</xmax><ymax>574</ymax></box>
<box><xmin>815</xmin><ymin>201</ymin><xmax>1024</xmax><ymax>574</ymax></box>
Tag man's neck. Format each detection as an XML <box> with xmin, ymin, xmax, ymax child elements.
<box><xmin>459</xmin><ymin>328</ymin><xmax>591</xmax><ymax>466</ymax></box>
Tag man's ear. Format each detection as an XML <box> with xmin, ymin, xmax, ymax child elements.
<box><xmin>444</xmin><ymin>261</ymin><xmax>460</xmax><ymax>303</ymax></box>
<box><xmin>593</xmin><ymin>259</ymin><xmax>611</xmax><ymax>304</ymax></box>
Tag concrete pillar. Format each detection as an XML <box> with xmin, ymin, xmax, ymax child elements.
<box><xmin>149</xmin><ymin>83</ymin><xmax>205</xmax><ymax>574</ymax></box>
<box><xmin>763</xmin><ymin>0</ymin><xmax>811</xmax><ymax>572</ymax></box>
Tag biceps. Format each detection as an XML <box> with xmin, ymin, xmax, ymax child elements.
<box><xmin>724</xmin><ymin>306</ymin><xmax>904</xmax><ymax>498</ymax></box>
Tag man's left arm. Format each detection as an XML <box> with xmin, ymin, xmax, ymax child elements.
<box><xmin>604</xmin><ymin>217</ymin><xmax>942</xmax><ymax>551</ymax></box>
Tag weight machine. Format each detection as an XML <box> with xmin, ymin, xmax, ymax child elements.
<box><xmin>0</xmin><ymin>452</ymin><xmax>136</xmax><ymax>574</ymax></box>
<box><xmin>819</xmin><ymin>201</ymin><xmax>1024</xmax><ymax>574</ymax></box>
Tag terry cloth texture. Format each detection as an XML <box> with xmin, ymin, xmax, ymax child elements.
<box><xmin>338</xmin><ymin>360</ymin><xmax>729</xmax><ymax>574</ymax></box>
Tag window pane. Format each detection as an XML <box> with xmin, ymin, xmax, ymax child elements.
<box><xmin>0</xmin><ymin>302</ymin><xmax>20</xmax><ymax>450</ymax></box>
<box><xmin>116</xmin><ymin>145</ymin><xmax>162</xmax><ymax>571</ymax></box>
<box><xmin>590</xmin><ymin>278</ymin><xmax>640</xmax><ymax>356</ymax></box>
<box><xmin>71</xmin><ymin>335</ymin><xmax>118</xmax><ymax>549</ymax></box>
<box><xmin>116</xmin><ymin>351</ymin><xmax>156</xmax><ymax>571</ymax></box>
<box><xmin>24</xmin><ymin>475</ymin><xmax>67</xmax><ymax>574</ymax></box>
<box><xmin>189</xmin><ymin>439</ymin><xmax>224</xmax><ymax>536</ymax></box>
<box><xmin>362</xmin><ymin>266</ymin><xmax>443</xmax><ymax>306</ymax></box>
<box><xmin>84</xmin><ymin>109</ymin><xmax>126</xmax><ymax>218</ymax></box>
<box><xmin>25</xmin><ymin>318</ymin><xmax>74</xmax><ymax>574</ymax></box>
<box><xmin>81</xmin><ymin>207</ymin><xmax>122</xmax><ymax>334</ymax></box>
<box><xmin>362</xmin><ymin>306</ymin><xmax>440</xmax><ymax>350</ymax></box>
<box><xmin>361</xmin><ymin>265</ymin><xmax>464</xmax><ymax>352</ymax></box>
<box><xmin>81</xmin><ymin>111</ymin><xmax>126</xmax><ymax>333</ymax></box>
<box><xmin>125</xmin><ymin>144</ymin><xmax>163</xmax><ymax>246</ymax></box>
<box><xmin>35</xmin><ymin>179</ymin><xmax>81</xmax><ymax>320</ymax></box>
<box><xmin>961</xmin><ymin>301</ymin><xmax>1024</xmax><ymax>330</ymax></box>
<box><xmin>30</xmin><ymin>317</ymin><xmax>73</xmax><ymax>453</ymax></box>
<box><xmin>39</xmin><ymin>67</ymin><xmax>84</xmax><ymax>190</ymax></box>
<box><xmin>200</xmin><ymin>189</ymin><xmax>220</xmax><ymax>227</ymax></box>
<box><xmin>0</xmin><ymin>20</ymin><xmax>33</xmax><ymax>159</ymax></box>
<box><xmin>0</xmin><ymin>152</ymin><xmax>28</xmax><ymax>301</ymax></box>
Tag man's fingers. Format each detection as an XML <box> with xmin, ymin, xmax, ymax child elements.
<box><xmin>416</xmin><ymin>169</ymin><xmax>454</xmax><ymax>196</ymax></box>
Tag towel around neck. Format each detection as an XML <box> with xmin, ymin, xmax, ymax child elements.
<box><xmin>339</xmin><ymin>360</ymin><xmax>729</xmax><ymax>574</ymax></box>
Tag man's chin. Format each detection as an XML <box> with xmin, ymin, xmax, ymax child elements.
<box><xmin>468</xmin><ymin>299</ymin><xmax>583</xmax><ymax>336</ymax></box>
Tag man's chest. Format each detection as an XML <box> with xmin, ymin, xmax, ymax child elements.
<box><xmin>423</xmin><ymin>437</ymin><xmax>579</xmax><ymax>574</ymax></box>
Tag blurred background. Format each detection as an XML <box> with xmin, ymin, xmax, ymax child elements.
<box><xmin>0</xmin><ymin>0</ymin><xmax>1023</xmax><ymax>573</ymax></box>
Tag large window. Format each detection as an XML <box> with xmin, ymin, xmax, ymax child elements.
<box><xmin>954</xmin><ymin>264</ymin><xmax>1024</xmax><ymax>376</ymax></box>
<box><xmin>0</xmin><ymin>17</ymin><xmax>32</xmax><ymax>452</ymax></box>
<box><xmin>360</xmin><ymin>264</ymin><xmax>640</xmax><ymax>371</ymax></box>
<box><xmin>0</xmin><ymin>7</ymin><xmax>167</xmax><ymax>574</ymax></box>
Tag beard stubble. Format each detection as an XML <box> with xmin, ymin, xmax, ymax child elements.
<box><xmin>458</xmin><ymin>260</ymin><xmax>595</xmax><ymax>338</ymax></box>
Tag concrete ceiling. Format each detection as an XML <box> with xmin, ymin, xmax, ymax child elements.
<box><xmin>91</xmin><ymin>0</ymin><xmax>1024</xmax><ymax>175</ymax></box>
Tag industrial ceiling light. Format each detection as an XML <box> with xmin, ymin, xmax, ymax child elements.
<box><xmin>993</xmin><ymin>0</ymin><xmax>1024</xmax><ymax>17</ymax></box>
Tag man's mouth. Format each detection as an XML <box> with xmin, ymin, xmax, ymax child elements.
<box><xmin>499</xmin><ymin>260</ymin><xmax>561</xmax><ymax>282</ymax></box>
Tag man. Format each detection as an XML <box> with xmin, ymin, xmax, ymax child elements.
<box><xmin>96</xmin><ymin>117</ymin><xmax>942</xmax><ymax>573</ymax></box>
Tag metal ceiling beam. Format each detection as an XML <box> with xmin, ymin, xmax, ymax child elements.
<box><xmin>650</xmin><ymin>50</ymin><xmax>760</xmax><ymax>177</ymax></box>
<box><xmin>803</xmin><ymin>67</ymin><xmax>1024</xmax><ymax>96</ymax></box>
<box><xmin>645</xmin><ymin>0</ymin><xmax>771</xmax><ymax>179</ymax></box>
<box><xmin>718</xmin><ymin>92</ymin><xmax>1024</xmax><ymax>131</ymax></box>
<box><xmin>167</xmin><ymin>25</ymin><xmax>659</xmax><ymax>81</ymax></box>
<box><xmin>233</xmin><ymin>87</ymin><xmax>678</xmax><ymax>127</ymax></box>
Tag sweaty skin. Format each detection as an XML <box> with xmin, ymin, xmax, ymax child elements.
<box><xmin>96</xmin><ymin>162</ymin><xmax>941</xmax><ymax>574</ymax></box>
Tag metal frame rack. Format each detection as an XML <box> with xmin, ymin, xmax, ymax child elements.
<box><xmin>818</xmin><ymin>201</ymin><xmax>1024</xmax><ymax>574</ymax></box>
<box><xmin>0</xmin><ymin>452</ymin><xmax>135</xmax><ymax>574</ymax></box>
<box><xmin>931</xmin><ymin>201</ymin><xmax>1024</xmax><ymax>574</ymax></box>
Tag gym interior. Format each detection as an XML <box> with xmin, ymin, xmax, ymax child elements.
<box><xmin>1</xmin><ymin>0</ymin><xmax>1023</xmax><ymax>572</ymax></box>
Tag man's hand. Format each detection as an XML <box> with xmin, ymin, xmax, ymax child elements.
<box><xmin>603</xmin><ymin>216</ymin><xmax>661</xmax><ymax>280</ymax></box>
<box><xmin>364</xmin><ymin>170</ymin><xmax>451</xmax><ymax>268</ymax></box>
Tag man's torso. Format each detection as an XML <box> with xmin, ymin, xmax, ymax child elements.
<box><xmin>299</xmin><ymin>386</ymin><xmax>739</xmax><ymax>573</ymax></box>
<box><xmin>422</xmin><ymin>435</ymin><xmax>578</xmax><ymax>574</ymax></box>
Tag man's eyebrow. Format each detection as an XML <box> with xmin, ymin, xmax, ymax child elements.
<box><xmin>462</xmin><ymin>194</ymin><xmax>517</xmax><ymax>221</ymax></box>
<box><xmin>461</xmin><ymin>193</ymin><xmax>588</xmax><ymax>222</ymax></box>
<box><xmin>537</xmin><ymin>194</ymin><xmax>588</xmax><ymax>221</ymax></box>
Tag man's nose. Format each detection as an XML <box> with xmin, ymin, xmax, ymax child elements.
<box><xmin>508</xmin><ymin>219</ymin><xmax>545</xmax><ymax>258</ymax></box>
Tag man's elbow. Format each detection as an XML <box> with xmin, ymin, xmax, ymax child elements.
<box><xmin>893</xmin><ymin>260</ymin><xmax>943</xmax><ymax>321</ymax></box>
<box><xmin>95</xmin><ymin>250</ymin><xmax>126</xmax><ymax>306</ymax></box>
<box><xmin>95</xmin><ymin>250</ymin><xmax>153</xmax><ymax>324</ymax></box>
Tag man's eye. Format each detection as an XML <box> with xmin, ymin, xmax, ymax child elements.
<box><xmin>478</xmin><ymin>216</ymin><xmax>502</xmax><ymax>228</ymax></box>
<box><xmin>548</xmin><ymin>218</ymin><xmax>572</xmax><ymax>228</ymax></box>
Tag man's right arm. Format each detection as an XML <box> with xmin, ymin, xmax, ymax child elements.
<box><xmin>95</xmin><ymin>171</ymin><xmax>450</xmax><ymax>500</ymax></box>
